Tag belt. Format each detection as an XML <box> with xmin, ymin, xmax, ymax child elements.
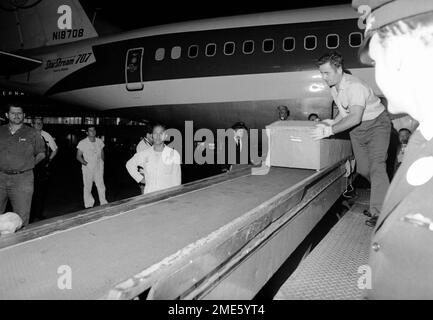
<box><xmin>0</xmin><ymin>168</ymin><xmax>32</xmax><ymax>175</ymax></box>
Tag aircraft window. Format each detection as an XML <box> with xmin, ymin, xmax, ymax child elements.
<box><xmin>326</xmin><ymin>34</ymin><xmax>339</xmax><ymax>49</ymax></box>
<box><xmin>155</xmin><ymin>48</ymin><xmax>165</xmax><ymax>61</ymax></box>
<box><xmin>349</xmin><ymin>32</ymin><xmax>363</xmax><ymax>47</ymax></box>
<box><xmin>224</xmin><ymin>42</ymin><xmax>235</xmax><ymax>55</ymax></box>
<box><xmin>171</xmin><ymin>46</ymin><xmax>182</xmax><ymax>59</ymax></box>
<box><xmin>206</xmin><ymin>43</ymin><xmax>217</xmax><ymax>57</ymax></box>
<box><xmin>283</xmin><ymin>37</ymin><xmax>295</xmax><ymax>52</ymax></box>
<box><xmin>262</xmin><ymin>39</ymin><xmax>274</xmax><ymax>53</ymax></box>
<box><xmin>304</xmin><ymin>35</ymin><xmax>317</xmax><ymax>51</ymax></box>
<box><xmin>188</xmin><ymin>45</ymin><xmax>199</xmax><ymax>58</ymax></box>
<box><xmin>242</xmin><ymin>40</ymin><xmax>254</xmax><ymax>54</ymax></box>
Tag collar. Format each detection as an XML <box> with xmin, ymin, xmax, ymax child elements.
<box><xmin>8</xmin><ymin>124</ymin><xmax>23</xmax><ymax>135</ymax></box>
<box><xmin>234</xmin><ymin>136</ymin><xmax>242</xmax><ymax>145</ymax></box>
<box><xmin>143</xmin><ymin>137</ymin><xmax>152</xmax><ymax>145</ymax></box>
<box><xmin>153</xmin><ymin>144</ymin><xmax>166</xmax><ymax>152</ymax></box>
<box><xmin>418</xmin><ymin>121</ymin><xmax>433</xmax><ymax>141</ymax></box>
<box><xmin>335</xmin><ymin>73</ymin><xmax>348</xmax><ymax>92</ymax></box>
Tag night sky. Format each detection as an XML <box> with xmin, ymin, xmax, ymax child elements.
<box><xmin>81</xmin><ymin>0</ymin><xmax>352</xmax><ymax>32</ymax></box>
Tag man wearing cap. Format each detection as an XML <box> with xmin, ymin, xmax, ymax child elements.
<box><xmin>0</xmin><ymin>104</ymin><xmax>46</xmax><ymax>226</ymax></box>
<box><xmin>312</xmin><ymin>51</ymin><xmax>392</xmax><ymax>227</ymax></box>
<box><xmin>353</xmin><ymin>0</ymin><xmax>433</xmax><ymax>299</ymax></box>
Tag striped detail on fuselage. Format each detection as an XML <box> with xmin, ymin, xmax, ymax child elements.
<box><xmin>51</xmin><ymin>68</ymin><xmax>377</xmax><ymax>109</ymax></box>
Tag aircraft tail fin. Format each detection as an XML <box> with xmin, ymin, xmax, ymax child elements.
<box><xmin>0</xmin><ymin>0</ymin><xmax>98</xmax><ymax>52</ymax></box>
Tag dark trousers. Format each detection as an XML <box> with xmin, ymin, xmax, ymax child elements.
<box><xmin>350</xmin><ymin>111</ymin><xmax>391</xmax><ymax>215</ymax></box>
<box><xmin>30</xmin><ymin>165</ymin><xmax>49</xmax><ymax>221</ymax></box>
<box><xmin>0</xmin><ymin>170</ymin><xmax>34</xmax><ymax>226</ymax></box>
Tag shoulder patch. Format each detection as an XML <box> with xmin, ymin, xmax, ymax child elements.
<box><xmin>406</xmin><ymin>156</ymin><xmax>433</xmax><ymax>186</ymax></box>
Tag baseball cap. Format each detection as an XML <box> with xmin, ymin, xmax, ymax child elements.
<box><xmin>352</xmin><ymin>0</ymin><xmax>433</xmax><ymax>65</ymax></box>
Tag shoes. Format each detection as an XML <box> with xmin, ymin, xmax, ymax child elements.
<box><xmin>365</xmin><ymin>216</ymin><xmax>378</xmax><ymax>227</ymax></box>
<box><xmin>363</xmin><ymin>210</ymin><xmax>373</xmax><ymax>217</ymax></box>
<box><xmin>343</xmin><ymin>190</ymin><xmax>357</xmax><ymax>199</ymax></box>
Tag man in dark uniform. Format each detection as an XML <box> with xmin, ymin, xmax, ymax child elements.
<box><xmin>0</xmin><ymin>104</ymin><xmax>46</xmax><ymax>226</ymax></box>
<box><xmin>353</xmin><ymin>0</ymin><xmax>433</xmax><ymax>298</ymax></box>
<box><xmin>218</xmin><ymin>122</ymin><xmax>253</xmax><ymax>172</ymax></box>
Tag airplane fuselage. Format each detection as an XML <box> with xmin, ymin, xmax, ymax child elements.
<box><xmin>3</xmin><ymin>5</ymin><xmax>375</xmax><ymax>131</ymax></box>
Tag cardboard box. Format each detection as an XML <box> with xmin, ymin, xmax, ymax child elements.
<box><xmin>265</xmin><ymin>120</ymin><xmax>352</xmax><ymax>170</ymax></box>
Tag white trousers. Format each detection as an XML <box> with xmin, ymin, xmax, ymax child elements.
<box><xmin>82</xmin><ymin>163</ymin><xmax>107</xmax><ymax>208</ymax></box>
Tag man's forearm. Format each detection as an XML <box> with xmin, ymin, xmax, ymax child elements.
<box><xmin>34</xmin><ymin>153</ymin><xmax>46</xmax><ymax>165</ymax></box>
<box><xmin>76</xmin><ymin>155</ymin><xmax>86</xmax><ymax>165</ymax></box>
<box><xmin>125</xmin><ymin>156</ymin><xmax>144</xmax><ymax>183</ymax></box>
<box><xmin>332</xmin><ymin>114</ymin><xmax>361</xmax><ymax>134</ymax></box>
<box><xmin>49</xmin><ymin>149</ymin><xmax>58</xmax><ymax>162</ymax></box>
<box><xmin>333</xmin><ymin>113</ymin><xmax>343</xmax><ymax>124</ymax></box>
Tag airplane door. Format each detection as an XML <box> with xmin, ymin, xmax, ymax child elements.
<box><xmin>125</xmin><ymin>48</ymin><xmax>144</xmax><ymax>91</ymax></box>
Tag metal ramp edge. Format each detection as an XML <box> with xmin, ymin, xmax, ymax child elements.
<box><xmin>274</xmin><ymin>190</ymin><xmax>373</xmax><ymax>300</ymax></box>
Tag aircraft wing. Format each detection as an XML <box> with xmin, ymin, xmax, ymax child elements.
<box><xmin>0</xmin><ymin>50</ymin><xmax>42</xmax><ymax>76</ymax></box>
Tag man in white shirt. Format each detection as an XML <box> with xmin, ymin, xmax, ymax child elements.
<box><xmin>135</xmin><ymin>124</ymin><xmax>153</xmax><ymax>193</ymax></box>
<box><xmin>312</xmin><ymin>51</ymin><xmax>392</xmax><ymax>227</ymax></box>
<box><xmin>136</xmin><ymin>124</ymin><xmax>153</xmax><ymax>153</ymax></box>
<box><xmin>126</xmin><ymin>124</ymin><xmax>181</xmax><ymax>194</ymax></box>
<box><xmin>30</xmin><ymin>117</ymin><xmax>58</xmax><ymax>221</ymax></box>
<box><xmin>76</xmin><ymin>126</ymin><xmax>108</xmax><ymax>208</ymax></box>
<box><xmin>32</xmin><ymin>117</ymin><xmax>58</xmax><ymax>164</ymax></box>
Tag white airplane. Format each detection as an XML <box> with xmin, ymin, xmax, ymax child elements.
<box><xmin>0</xmin><ymin>0</ymin><xmax>382</xmax><ymax>131</ymax></box>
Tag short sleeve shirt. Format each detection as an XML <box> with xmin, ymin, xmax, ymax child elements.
<box><xmin>125</xmin><ymin>146</ymin><xmax>181</xmax><ymax>193</ymax></box>
<box><xmin>331</xmin><ymin>73</ymin><xmax>385</xmax><ymax>122</ymax></box>
<box><xmin>136</xmin><ymin>138</ymin><xmax>152</xmax><ymax>153</ymax></box>
<box><xmin>77</xmin><ymin>137</ymin><xmax>104</xmax><ymax>168</ymax></box>
<box><xmin>0</xmin><ymin>124</ymin><xmax>46</xmax><ymax>171</ymax></box>
<box><xmin>40</xmin><ymin>130</ymin><xmax>58</xmax><ymax>152</ymax></box>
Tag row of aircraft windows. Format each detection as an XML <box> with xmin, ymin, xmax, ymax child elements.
<box><xmin>154</xmin><ymin>32</ymin><xmax>363</xmax><ymax>61</ymax></box>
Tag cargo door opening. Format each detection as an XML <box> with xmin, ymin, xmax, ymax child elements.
<box><xmin>125</xmin><ymin>48</ymin><xmax>144</xmax><ymax>91</ymax></box>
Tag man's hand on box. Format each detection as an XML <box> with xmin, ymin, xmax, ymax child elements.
<box><xmin>321</xmin><ymin>119</ymin><xmax>335</xmax><ymax>125</ymax></box>
<box><xmin>311</xmin><ymin>124</ymin><xmax>333</xmax><ymax>140</ymax></box>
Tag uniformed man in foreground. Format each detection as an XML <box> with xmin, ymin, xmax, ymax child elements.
<box><xmin>353</xmin><ymin>0</ymin><xmax>433</xmax><ymax>299</ymax></box>
<box><xmin>76</xmin><ymin>126</ymin><xmax>108</xmax><ymax>208</ymax></box>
